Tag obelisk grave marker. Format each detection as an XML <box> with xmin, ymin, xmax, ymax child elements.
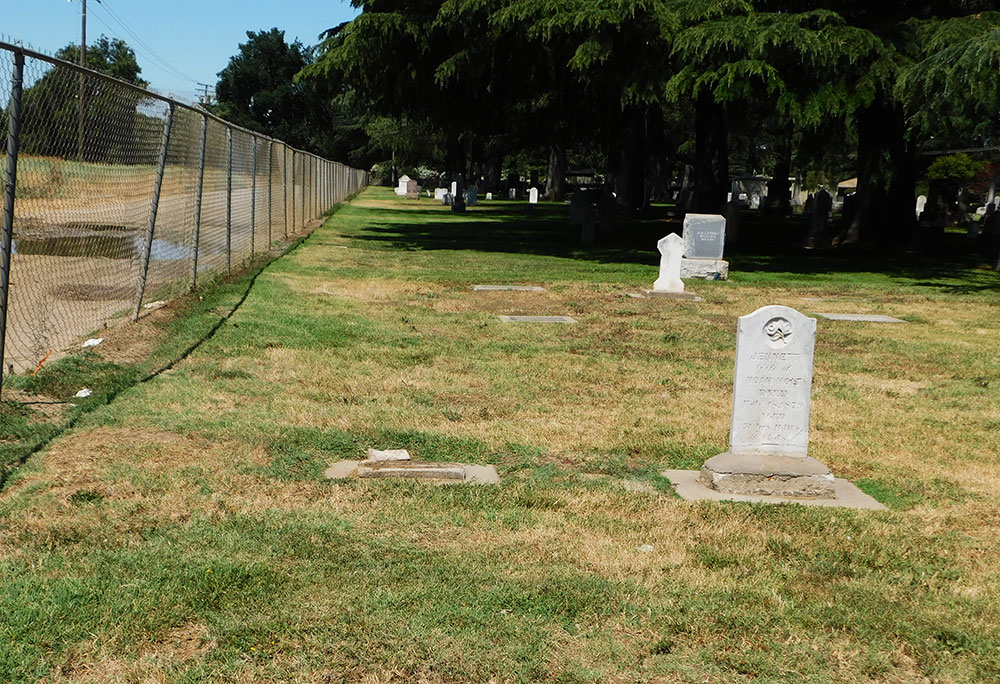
<box><xmin>700</xmin><ymin>305</ymin><xmax>835</xmax><ymax>498</ymax></box>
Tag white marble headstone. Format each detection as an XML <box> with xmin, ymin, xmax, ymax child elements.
<box><xmin>434</xmin><ymin>188</ymin><xmax>447</xmax><ymax>201</ymax></box>
<box><xmin>486</xmin><ymin>192</ymin><xmax>493</xmax><ymax>200</ymax></box>
<box><xmin>915</xmin><ymin>194</ymin><xmax>927</xmax><ymax>218</ymax></box>
<box><xmin>450</xmin><ymin>181</ymin><xmax>458</xmax><ymax>195</ymax></box>
<box><xmin>729</xmin><ymin>306</ymin><xmax>816</xmax><ymax>457</ymax></box>
<box><xmin>652</xmin><ymin>233</ymin><xmax>685</xmax><ymax>293</ymax></box>
<box><xmin>682</xmin><ymin>214</ymin><xmax>726</xmax><ymax>259</ymax></box>
<box><xmin>529</xmin><ymin>187</ymin><xmax>539</xmax><ymax>204</ymax></box>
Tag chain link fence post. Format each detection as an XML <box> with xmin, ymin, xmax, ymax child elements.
<box><xmin>0</xmin><ymin>49</ymin><xmax>25</xmax><ymax>392</ymax></box>
<box><xmin>226</xmin><ymin>126</ymin><xmax>233</xmax><ymax>275</ymax></box>
<box><xmin>250</xmin><ymin>136</ymin><xmax>257</xmax><ymax>259</ymax></box>
<box><xmin>133</xmin><ymin>102</ymin><xmax>175</xmax><ymax>321</ymax></box>
<box><xmin>283</xmin><ymin>146</ymin><xmax>289</xmax><ymax>239</ymax></box>
<box><xmin>190</xmin><ymin>113</ymin><xmax>208</xmax><ymax>292</ymax></box>
<box><xmin>267</xmin><ymin>140</ymin><xmax>273</xmax><ymax>246</ymax></box>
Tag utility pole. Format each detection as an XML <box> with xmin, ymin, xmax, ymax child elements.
<box><xmin>196</xmin><ymin>82</ymin><xmax>215</xmax><ymax>107</ymax></box>
<box><xmin>77</xmin><ymin>0</ymin><xmax>87</xmax><ymax>161</ymax></box>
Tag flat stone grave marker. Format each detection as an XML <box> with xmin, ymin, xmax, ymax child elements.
<box><xmin>325</xmin><ymin>459</ymin><xmax>499</xmax><ymax>484</ymax></box>
<box><xmin>498</xmin><ymin>315</ymin><xmax>576</xmax><ymax>323</ymax></box>
<box><xmin>663</xmin><ymin>305</ymin><xmax>884</xmax><ymax>509</ymax></box>
<box><xmin>473</xmin><ymin>285</ymin><xmax>546</xmax><ymax>292</ymax></box>
<box><xmin>359</xmin><ymin>462</ymin><xmax>466</xmax><ymax>480</ymax></box>
<box><xmin>815</xmin><ymin>313</ymin><xmax>906</xmax><ymax>323</ymax></box>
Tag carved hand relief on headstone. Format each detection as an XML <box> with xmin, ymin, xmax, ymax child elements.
<box><xmin>682</xmin><ymin>214</ymin><xmax>726</xmax><ymax>259</ymax></box>
<box><xmin>652</xmin><ymin>233</ymin><xmax>685</xmax><ymax>293</ymax></box>
<box><xmin>729</xmin><ymin>305</ymin><xmax>815</xmax><ymax>456</ymax></box>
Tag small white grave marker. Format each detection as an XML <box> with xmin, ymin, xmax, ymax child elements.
<box><xmin>366</xmin><ymin>449</ymin><xmax>411</xmax><ymax>462</ymax></box>
<box><xmin>653</xmin><ymin>233</ymin><xmax>684</xmax><ymax>293</ymax></box>
<box><xmin>528</xmin><ymin>187</ymin><xmax>539</xmax><ymax>204</ymax></box>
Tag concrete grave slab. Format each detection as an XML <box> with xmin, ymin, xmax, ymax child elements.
<box><xmin>359</xmin><ymin>462</ymin><xmax>465</xmax><ymax>480</ymax></box>
<box><xmin>325</xmin><ymin>460</ymin><xmax>499</xmax><ymax>485</ymax></box>
<box><xmin>498</xmin><ymin>315</ymin><xmax>576</xmax><ymax>323</ymax></box>
<box><xmin>473</xmin><ymin>285</ymin><xmax>546</xmax><ymax>292</ymax></box>
<box><xmin>662</xmin><ymin>469</ymin><xmax>886</xmax><ymax>510</ymax></box>
<box><xmin>815</xmin><ymin>313</ymin><xmax>907</xmax><ymax>323</ymax></box>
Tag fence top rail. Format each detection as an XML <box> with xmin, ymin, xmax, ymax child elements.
<box><xmin>0</xmin><ymin>40</ymin><xmax>362</xmax><ymax>168</ymax></box>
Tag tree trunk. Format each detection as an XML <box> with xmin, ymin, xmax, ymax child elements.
<box><xmin>616</xmin><ymin>107</ymin><xmax>646</xmax><ymax>212</ymax></box>
<box><xmin>544</xmin><ymin>141</ymin><xmax>567</xmax><ymax>201</ymax></box>
<box><xmin>835</xmin><ymin>94</ymin><xmax>913</xmax><ymax>250</ymax></box>
<box><xmin>485</xmin><ymin>154</ymin><xmax>502</xmax><ymax>194</ymax></box>
<box><xmin>645</xmin><ymin>107</ymin><xmax>669</xmax><ymax>206</ymax></box>
<box><xmin>766</xmin><ymin>146</ymin><xmax>792</xmax><ymax>214</ymax></box>
<box><xmin>694</xmin><ymin>91</ymin><xmax>728</xmax><ymax>215</ymax></box>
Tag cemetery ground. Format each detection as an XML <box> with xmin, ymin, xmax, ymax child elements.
<box><xmin>1</xmin><ymin>187</ymin><xmax>1000</xmax><ymax>683</ymax></box>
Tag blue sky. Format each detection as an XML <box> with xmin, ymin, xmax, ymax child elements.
<box><xmin>3</xmin><ymin>0</ymin><xmax>360</xmax><ymax>101</ymax></box>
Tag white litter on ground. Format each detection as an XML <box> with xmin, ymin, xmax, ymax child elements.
<box><xmin>81</xmin><ymin>338</ymin><xmax>103</xmax><ymax>348</ymax></box>
<box><xmin>74</xmin><ymin>388</ymin><xmax>92</xmax><ymax>398</ymax></box>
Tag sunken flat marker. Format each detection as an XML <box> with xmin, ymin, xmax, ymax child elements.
<box><xmin>815</xmin><ymin>313</ymin><xmax>906</xmax><ymax>323</ymax></box>
<box><xmin>473</xmin><ymin>285</ymin><xmax>546</xmax><ymax>292</ymax></box>
<box><xmin>498</xmin><ymin>315</ymin><xmax>576</xmax><ymax>323</ymax></box>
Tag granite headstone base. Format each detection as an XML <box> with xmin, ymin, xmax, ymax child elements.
<box><xmin>699</xmin><ymin>452</ymin><xmax>835</xmax><ymax>499</ymax></box>
<box><xmin>680</xmin><ymin>258</ymin><xmax>729</xmax><ymax>280</ymax></box>
<box><xmin>662</xmin><ymin>469</ymin><xmax>886</xmax><ymax>510</ymax></box>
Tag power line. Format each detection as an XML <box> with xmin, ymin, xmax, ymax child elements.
<box><xmin>89</xmin><ymin>0</ymin><xmax>201</xmax><ymax>86</ymax></box>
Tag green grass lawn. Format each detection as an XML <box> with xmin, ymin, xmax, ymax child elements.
<box><xmin>1</xmin><ymin>188</ymin><xmax>999</xmax><ymax>682</ymax></box>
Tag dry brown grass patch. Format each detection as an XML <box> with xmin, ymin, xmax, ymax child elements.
<box><xmin>47</xmin><ymin>622</ymin><xmax>213</xmax><ymax>683</ymax></box>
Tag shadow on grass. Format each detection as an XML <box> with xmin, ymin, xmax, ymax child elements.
<box><xmin>353</xmin><ymin>201</ymin><xmax>1000</xmax><ymax>291</ymax></box>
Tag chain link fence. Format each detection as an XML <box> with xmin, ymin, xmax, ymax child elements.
<box><xmin>0</xmin><ymin>41</ymin><xmax>367</xmax><ymax>375</ymax></box>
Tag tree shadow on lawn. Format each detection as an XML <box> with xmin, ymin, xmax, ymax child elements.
<box><xmin>352</xmin><ymin>203</ymin><xmax>1000</xmax><ymax>292</ymax></box>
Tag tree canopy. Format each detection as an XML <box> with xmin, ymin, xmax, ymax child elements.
<box><xmin>294</xmin><ymin>1</ymin><xmax>1000</xmax><ymax>248</ymax></box>
<box><xmin>19</xmin><ymin>36</ymin><xmax>149</xmax><ymax>162</ymax></box>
